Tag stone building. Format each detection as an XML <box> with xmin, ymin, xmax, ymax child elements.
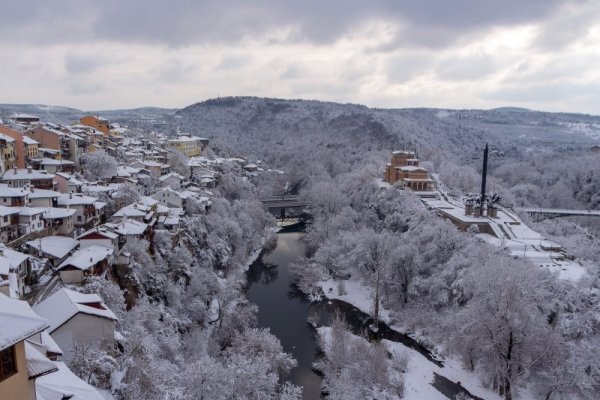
<box><xmin>384</xmin><ymin>150</ymin><xmax>435</xmax><ymax>191</ymax></box>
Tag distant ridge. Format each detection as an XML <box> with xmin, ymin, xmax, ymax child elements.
<box><xmin>489</xmin><ymin>107</ymin><xmax>531</xmax><ymax>112</ymax></box>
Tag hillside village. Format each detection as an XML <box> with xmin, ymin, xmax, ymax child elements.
<box><xmin>0</xmin><ymin>113</ymin><xmax>263</xmax><ymax>399</ymax></box>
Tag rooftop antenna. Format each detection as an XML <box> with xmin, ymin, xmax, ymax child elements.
<box><xmin>480</xmin><ymin>144</ymin><xmax>488</xmax><ymax>216</ymax></box>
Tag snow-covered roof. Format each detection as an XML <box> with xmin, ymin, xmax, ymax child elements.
<box><xmin>27</xmin><ymin>188</ymin><xmax>61</xmax><ymax>199</ymax></box>
<box><xmin>0</xmin><ymin>132</ymin><xmax>15</xmax><ymax>142</ymax></box>
<box><xmin>140</xmin><ymin>160</ymin><xmax>165</xmax><ymax>167</ymax></box>
<box><xmin>57</xmin><ymin>193</ymin><xmax>97</xmax><ymax>206</ymax></box>
<box><xmin>25</xmin><ymin>341</ymin><xmax>58</xmax><ymax>378</ymax></box>
<box><xmin>78</xmin><ymin>227</ymin><xmax>119</xmax><ymax>240</ymax></box>
<box><xmin>168</xmin><ymin>135</ymin><xmax>200</xmax><ymax>143</ymax></box>
<box><xmin>0</xmin><ymin>246</ymin><xmax>29</xmax><ymax>276</ymax></box>
<box><xmin>0</xmin><ymin>183</ymin><xmax>29</xmax><ymax>197</ymax></box>
<box><xmin>12</xmin><ymin>113</ymin><xmax>39</xmax><ymax>120</ymax></box>
<box><xmin>26</xmin><ymin>236</ymin><xmax>79</xmax><ymax>259</ymax></box>
<box><xmin>40</xmin><ymin>330</ymin><xmax>63</xmax><ymax>355</ymax></box>
<box><xmin>22</xmin><ymin>135</ymin><xmax>39</xmax><ymax>145</ymax></box>
<box><xmin>35</xmin><ymin>361</ymin><xmax>105</xmax><ymax>400</ymax></box>
<box><xmin>58</xmin><ymin>245</ymin><xmax>114</xmax><ymax>271</ymax></box>
<box><xmin>0</xmin><ymin>294</ymin><xmax>49</xmax><ymax>350</ymax></box>
<box><xmin>113</xmin><ymin>203</ymin><xmax>151</xmax><ymax>218</ymax></box>
<box><xmin>159</xmin><ymin>172</ymin><xmax>184</xmax><ymax>182</ymax></box>
<box><xmin>139</xmin><ymin>196</ymin><xmax>159</xmax><ymax>207</ymax></box>
<box><xmin>34</xmin><ymin>288</ymin><xmax>117</xmax><ymax>333</ymax></box>
<box><xmin>0</xmin><ymin>205</ymin><xmax>20</xmax><ymax>216</ymax></box>
<box><xmin>392</xmin><ymin>150</ymin><xmax>415</xmax><ymax>155</ymax></box>
<box><xmin>18</xmin><ymin>206</ymin><xmax>47</xmax><ymax>216</ymax></box>
<box><xmin>42</xmin><ymin>207</ymin><xmax>76</xmax><ymax>219</ymax></box>
<box><xmin>37</xmin><ymin>147</ymin><xmax>60</xmax><ymax>154</ymax></box>
<box><xmin>82</xmin><ymin>183</ymin><xmax>118</xmax><ymax>194</ymax></box>
<box><xmin>40</xmin><ymin>158</ymin><xmax>75</xmax><ymax>166</ymax></box>
<box><xmin>158</xmin><ymin>215</ymin><xmax>180</xmax><ymax>226</ymax></box>
<box><xmin>1</xmin><ymin>168</ymin><xmax>55</xmax><ymax>181</ymax></box>
<box><xmin>105</xmin><ymin>219</ymin><xmax>148</xmax><ymax>236</ymax></box>
<box><xmin>397</xmin><ymin>166</ymin><xmax>427</xmax><ymax>172</ymax></box>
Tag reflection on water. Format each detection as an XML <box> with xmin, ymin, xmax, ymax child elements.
<box><xmin>246</xmin><ymin>232</ymin><xmax>323</xmax><ymax>400</ymax></box>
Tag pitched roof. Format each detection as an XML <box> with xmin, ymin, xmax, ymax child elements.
<box><xmin>0</xmin><ymin>183</ymin><xmax>29</xmax><ymax>197</ymax></box>
<box><xmin>26</xmin><ymin>236</ymin><xmax>79</xmax><ymax>259</ymax></box>
<box><xmin>77</xmin><ymin>227</ymin><xmax>119</xmax><ymax>240</ymax></box>
<box><xmin>1</xmin><ymin>168</ymin><xmax>55</xmax><ymax>181</ymax></box>
<box><xmin>35</xmin><ymin>361</ymin><xmax>105</xmax><ymax>400</ymax></box>
<box><xmin>22</xmin><ymin>136</ymin><xmax>39</xmax><ymax>145</ymax></box>
<box><xmin>105</xmin><ymin>219</ymin><xmax>148</xmax><ymax>236</ymax></box>
<box><xmin>18</xmin><ymin>207</ymin><xmax>47</xmax><ymax>217</ymax></box>
<box><xmin>27</xmin><ymin>188</ymin><xmax>61</xmax><ymax>199</ymax></box>
<box><xmin>58</xmin><ymin>245</ymin><xmax>114</xmax><ymax>271</ymax></box>
<box><xmin>25</xmin><ymin>341</ymin><xmax>58</xmax><ymax>379</ymax></box>
<box><xmin>42</xmin><ymin>207</ymin><xmax>76</xmax><ymax>219</ymax></box>
<box><xmin>0</xmin><ymin>294</ymin><xmax>49</xmax><ymax>350</ymax></box>
<box><xmin>0</xmin><ymin>205</ymin><xmax>20</xmax><ymax>216</ymax></box>
<box><xmin>57</xmin><ymin>193</ymin><xmax>97</xmax><ymax>206</ymax></box>
<box><xmin>33</xmin><ymin>288</ymin><xmax>117</xmax><ymax>333</ymax></box>
<box><xmin>40</xmin><ymin>158</ymin><xmax>75</xmax><ymax>166</ymax></box>
<box><xmin>113</xmin><ymin>203</ymin><xmax>150</xmax><ymax>218</ymax></box>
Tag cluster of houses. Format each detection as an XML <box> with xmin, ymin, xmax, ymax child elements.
<box><xmin>0</xmin><ymin>113</ymin><xmax>234</xmax><ymax>400</ymax></box>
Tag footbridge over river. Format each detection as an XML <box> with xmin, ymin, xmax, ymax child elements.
<box><xmin>261</xmin><ymin>195</ymin><xmax>307</xmax><ymax>219</ymax></box>
<box><xmin>516</xmin><ymin>207</ymin><xmax>600</xmax><ymax>221</ymax></box>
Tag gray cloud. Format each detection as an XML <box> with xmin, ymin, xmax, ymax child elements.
<box><xmin>64</xmin><ymin>53</ymin><xmax>105</xmax><ymax>74</ymax></box>
<box><xmin>0</xmin><ymin>0</ymin><xmax>570</xmax><ymax>48</ymax></box>
<box><xmin>436</xmin><ymin>53</ymin><xmax>498</xmax><ymax>81</ymax></box>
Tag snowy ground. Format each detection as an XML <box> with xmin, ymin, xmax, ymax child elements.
<box><xmin>316</xmin><ymin>278</ymin><xmax>501</xmax><ymax>400</ymax></box>
<box><xmin>423</xmin><ymin>196</ymin><xmax>588</xmax><ymax>282</ymax></box>
<box><xmin>315</xmin><ymin>316</ymin><xmax>501</xmax><ymax>400</ymax></box>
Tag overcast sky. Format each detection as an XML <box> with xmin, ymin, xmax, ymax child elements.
<box><xmin>1</xmin><ymin>0</ymin><xmax>599</xmax><ymax>113</ymax></box>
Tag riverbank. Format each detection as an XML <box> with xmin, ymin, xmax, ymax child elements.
<box><xmin>314</xmin><ymin>278</ymin><xmax>501</xmax><ymax>400</ymax></box>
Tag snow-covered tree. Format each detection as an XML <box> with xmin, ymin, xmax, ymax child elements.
<box><xmin>81</xmin><ymin>150</ymin><xmax>118</xmax><ymax>181</ymax></box>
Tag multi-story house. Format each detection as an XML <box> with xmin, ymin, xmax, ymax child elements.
<box><xmin>57</xmin><ymin>193</ymin><xmax>105</xmax><ymax>229</ymax></box>
<box><xmin>79</xmin><ymin>115</ymin><xmax>110</xmax><ymax>134</ymax></box>
<box><xmin>167</xmin><ymin>136</ymin><xmax>204</xmax><ymax>157</ymax></box>
<box><xmin>22</xmin><ymin>136</ymin><xmax>39</xmax><ymax>165</ymax></box>
<box><xmin>0</xmin><ymin>246</ymin><xmax>30</xmax><ymax>297</ymax></box>
<box><xmin>0</xmin><ymin>294</ymin><xmax>48</xmax><ymax>400</ymax></box>
<box><xmin>24</xmin><ymin>126</ymin><xmax>82</xmax><ymax>164</ymax></box>
<box><xmin>1</xmin><ymin>167</ymin><xmax>55</xmax><ymax>190</ymax></box>
<box><xmin>0</xmin><ymin>184</ymin><xmax>29</xmax><ymax>207</ymax></box>
<box><xmin>0</xmin><ymin>132</ymin><xmax>17</xmax><ymax>172</ymax></box>
<box><xmin>0</xmin><ymin>125</ymin><xmax>30</xmax><ymax>168</ymax></box>
<box><xmin>42</xmin><ymin>208</ymin><xmax>76</xmax><ymax>236</ymax></box>
<box><xmin>0</xmin><ymin>206</ymin><xmax>20</xmax><ymax>242</ymax></box>
<box><xmin>0</xmin><ymin>293</ymin><xmax>105</xmax><ymax>400</ymax></box>
<box><xmin>17</xmin><ymin>207</ymin><xmax>46</xmax><ymax>237</ymax></box>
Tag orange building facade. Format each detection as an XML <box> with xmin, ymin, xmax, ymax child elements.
<box><xmin>0</xmin><ymin>125</ymin><xmax>26</xmax><ymax>168</ymax></box>
<box><xmin>384</xmin><ymin>150</ymin><xmax>435</xmax><ymax>191</ymax></box>
<box><xmin>80</xmin><ymin>116</ymin><xmax>110</xmax><ymax>134</ymax></box>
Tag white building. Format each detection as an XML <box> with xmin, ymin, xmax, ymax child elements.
<box><xmin>33</xmin><ymin>288</ymin><xmax>117</xmax><ymax>363</ymax></box>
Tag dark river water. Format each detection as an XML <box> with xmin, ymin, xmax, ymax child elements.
<box><xmin>246</xmin><ymin>228</ymin><xmax>484</xmax><ymax>400</ymax></box>
<box><xmin>246</xmin><ymin>230</ymin><xmax>323</xmax><ymax>399</ymax></box>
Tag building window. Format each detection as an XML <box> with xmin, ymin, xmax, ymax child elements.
<box><xmin>0</xmin><ymin>346</ymin><xmax>17</xmax><ymax>381</ymax></box>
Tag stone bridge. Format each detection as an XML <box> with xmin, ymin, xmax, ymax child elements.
<box><xmin>261</xmin><ymin>195</ymin><xmax>307</xmax><ymax>219</ymax></box>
